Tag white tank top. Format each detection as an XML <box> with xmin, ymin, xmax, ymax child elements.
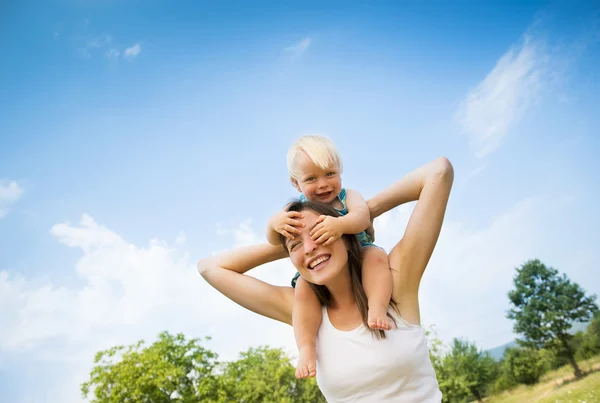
<box><xmin>315</xmin><ymin>307</ymin><xmax>442</xmax><ymax>402</ymax></box>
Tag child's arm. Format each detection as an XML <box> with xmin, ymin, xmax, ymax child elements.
<box><xmin>266</xmin><ymin>208</ymin><xmax>305</xmax><ymax>245</ymax></box>
<box><xmin>336</xmin><ymin>189</ymin><xmax>371</xmax><ymax>234</ymax></box>
<box><xmin>310</xmin><ymin>189</ymin><xmax>371</xmax><ymax>246</ymax></box>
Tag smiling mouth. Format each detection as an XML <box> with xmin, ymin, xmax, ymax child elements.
<box><xmin>308</xmin><ymin>255</ymin><xmax>331</xmax><ymax>270</ymax></box>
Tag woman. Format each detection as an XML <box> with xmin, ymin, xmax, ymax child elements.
<box><xmin>198</xmin><ymin>157</ymin><xmax>454</xmax><ymax>402</ymax></box>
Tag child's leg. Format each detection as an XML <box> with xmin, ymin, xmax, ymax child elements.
<box><xmin>362</xmin><ymin>246</ymin><xmax>393</xmax><ymax>330</ymax></box>
<box><xmin>293</xmin><ymin>277</ymin><xmax>322</xmax><ymax>379</ymax></box>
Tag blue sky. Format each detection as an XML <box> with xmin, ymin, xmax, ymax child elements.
<box><xmin>1</xmin><ymin>0</ymin><xmax>599</xmax><ymax>401</ymax></box>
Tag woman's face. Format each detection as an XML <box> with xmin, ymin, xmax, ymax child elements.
<box><xmin>285</xmin><ymin>210</ymin><xmax>348</xmax><ymax>286</ymax></box>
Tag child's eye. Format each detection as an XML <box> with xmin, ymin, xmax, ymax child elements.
<box><xmin>305</xmin><ymin>177</ymin><xmax>316</xmax><ymax>182</ymax></box>
<box><xmin>326</xmin><ymin>172</ymin><xmax>336</xmax><ymax>177</ymax></box>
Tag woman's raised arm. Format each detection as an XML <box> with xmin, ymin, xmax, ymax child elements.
<box><xmin>368</xmin><ymin>157</ymin><xmax>454</xmax><ymax>325</ymax></box>
<box><xmin>198</xmin><ymin>243</ymin><xmax>295</xmax><ymax>325</ymax></box>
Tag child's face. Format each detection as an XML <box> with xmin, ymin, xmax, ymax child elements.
<box><xmin>292</xmin><ymin>154</ymin><xmax>342</xmax><ymax>204</ymax></box>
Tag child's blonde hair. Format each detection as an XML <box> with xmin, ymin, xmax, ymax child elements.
<box><xmin>287</xmin><ymin>135</ymin><xmax>343</xmax><ymax>180</ymax></box>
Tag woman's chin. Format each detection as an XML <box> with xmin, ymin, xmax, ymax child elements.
<box><xmin>304</xmin><ymin>272</ymin><xmax>327</xmax><ymax>286</ymax></box>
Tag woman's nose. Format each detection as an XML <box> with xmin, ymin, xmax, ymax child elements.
<box><xmin>304</xmin><ymin>237</ymin><xmax>318</xmax><ymax>254</ymax></box>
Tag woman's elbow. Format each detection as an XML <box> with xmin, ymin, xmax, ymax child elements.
<box><xmin>433</xmin><ymin>157</ymin><xmax>454</xmax><ymax>183</ymax></box>
<box><xmin>197</xmin><ymin>258</ymin><xmax>213</xmax><ymax>278</ymax></box>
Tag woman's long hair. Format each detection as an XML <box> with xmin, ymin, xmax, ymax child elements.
<box><xmin>282</xmin><ymin>200</ymin><xmax>398</xmax><ymax>339</ymax></box>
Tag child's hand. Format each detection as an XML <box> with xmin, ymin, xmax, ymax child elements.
<box><xmin>269</xmin><ymin>210</ymin><xmax>304</xmax><ymax>240</ymax></box>
<box><xmin>310</xmin><ymin>216</ymin><xmax>343</xmax><ymax>246</ymax></box>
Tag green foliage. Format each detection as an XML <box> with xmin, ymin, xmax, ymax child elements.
<box><xmin>219</xmin><ymin>346</ymin><xmax>325</xmax><ymax>403</ymax></box>
<box><xmin>588</xmin><ymin>311</ymin><xmax>600</xmax><ymax>338</ymax></box>
<box><xmin>436</xmin><ymin>339</ymin><xmax>498</xmax><ymax>402</ymax></box>
<box><xmin>507</xmin><ymin>259</ymin><xmax>598</xmax><ymax>377</ymax></box>
<box><xmin>81</xmin><ymin>331</ymin><xmax>220</xmax><ymax>402</ymax></box>
<box><xmin>578</xmin><ymin>312</ymin><xmax>600</xmax><ymax>359</ymax></box>
<box><xmin>502</xmin><ymin>346</ymin><xmax>550</xmax><ymax>385</ymax></box>
<box><xmin>490</xmin><ymin>370</ymin><xmax>518</xmax><ymax>395</ymax></box>
<box><xmin>426</xmin><ymin>325</ymin><xmax>444</xmax><ymax>368</ymax></box>
<box><xmin>82</xmin><ymin>332</ymin><xmax>325</xmax><ymax>403</ymax></box>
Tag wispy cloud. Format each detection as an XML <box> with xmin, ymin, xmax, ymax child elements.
<box><xmin>282</xmin><ymin>37</ymin><xmax>311</xmax><ymax>59</ymax></box>
<box><xmin>0</xmin><ymin>180</ymin><xmax>24</xmax><ymax>218</ymax></box>
<box><xmin>75</xmin><ymin>33</ymin><xmax>112</xmax><ymax>59</ymax></box>
<box><xmin>87</xmin><ymin>34</ymin><xmax>112</xmax><ymax>49</ymax></box>
<box><xmin>73</xmin><ymin>31</ymin><xmax>142</xmax><ymax>63</ymax></box>
<box><xmin>124</xmin><ymin>43</ymin><xmax>142</xmax><ymax>59</ymax></box>
<box><xmin>105</xmin><ymin>48</ymin><xmax>120</xmax><ymax>61</ymax></box>
<box><xmin>456</xmin><ymin>34</ymin><xmax>550</xmax><ymax>158</ymax></box>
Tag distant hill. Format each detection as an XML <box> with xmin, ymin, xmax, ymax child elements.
<box><xmin>487</xmin><ymin>340</ymin><xmax>518</xmax><ymax>361</ymax></box>
<box><xmin>485</xmin><ymin>321</ymin><xmax>590</xmax><ymax>361</ymax></box>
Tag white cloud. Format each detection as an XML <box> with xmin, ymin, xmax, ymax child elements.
<box><xmin>124</xmin><ymin>43</ymin><xmax>142</xmax><ymax>59</ymax></box>
<box><xmin>282</xmin><ymin>37</ymin><xmax>311</xmax><ymax>59</ymax></box>
<box><xmin>456</xmin><ymin>34</ymin><xmax>550</xmax><ymax>158</ymax></box>
<box><xmin>175</xmin><ymin>232</ymin><xmax>186</xmax><ymax>244</ymax></box>
<box><xmin>0</xmin><ymin>180</ymin><xmax>24</xmax><ymax>218</ymax></box>
<box><xmin>0</xmin><ymin>214</ymin><xmax>296</xmax><ymax>402</ymax></box>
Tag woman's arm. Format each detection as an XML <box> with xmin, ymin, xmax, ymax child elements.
<box><xmin>198</xmin><ymin>243</ymin><xmax>295</xmax><ymax>325</ymax></box>
<box><xmin>368</xmin><ymin>157</ymin><xmax>454</xmax><ymax>325</ymax></box>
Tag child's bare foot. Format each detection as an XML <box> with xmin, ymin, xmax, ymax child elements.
<box><xmin>368</xmin><ymin>305</ymin><xmax>392</xmax><ymax>330</ymax></box>
<box><xmin>296</xmin><ymin>346</ymin><xmax>317</xmax><ymax>379</ymax></box>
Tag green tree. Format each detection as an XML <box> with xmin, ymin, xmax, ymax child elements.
<box><xmin>502</xmin><ymin>346</ymin><xmax>550</xmax><ymax>385</ymax></box>
<box><xmin>220</xmin><ymin>346</ymin><xmax>325</xmax><ymax>403</ymax></box>
<box><xmin>436</xmin><ymin>339</ymin><xmax>498</xmax><ymax>402</ymax></box>
<box><xmin>426</xmin><ymin>325</ymin><xmax>445</xmax><ymax>375</ymax></box>
<box><xmin>81</xmin><ymin>331</ymin><xmax>220</xmax><ymax>402</ymax></box>
<box><xmin>507</xmin><ymin>259</ymin><xmax>598</xmax><ymax>378</ymax></box>
<box><xmin>82</xmin><ymin>334</ymin><xmax>326</xmax><ymax>403</ymax></box>
<box><xmin>583</xmin><ymin>311</ymin><xmax>600</xmax><ymax>355</ymax></box>
<box><xmin>588</xmin><ymin>311</ymin><xmax>600</xmax><ymax>338</ymax></box>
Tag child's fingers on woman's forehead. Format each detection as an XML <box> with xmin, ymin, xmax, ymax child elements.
<box><xmin>287</xmin><ymin>218</ymin><xmax>304</xmax><ymax>227</ymax></box>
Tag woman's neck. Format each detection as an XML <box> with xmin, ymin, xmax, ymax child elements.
<box><xmin>325</xmin><ymin>266</ymin><xmax>356</xmax><ymax>310</ymax></box>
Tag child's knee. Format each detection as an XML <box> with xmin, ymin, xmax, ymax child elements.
<box><xmin>363</xmin><ymin>247</ymin><xmax>389</xmax><ymax>266</ymax></box>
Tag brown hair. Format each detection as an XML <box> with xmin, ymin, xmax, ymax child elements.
<box><xmin>282</xmin><ymin>200</ymin><xmax>398</xmax><ymax>339</ymax></box>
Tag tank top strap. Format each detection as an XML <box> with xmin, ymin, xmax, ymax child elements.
<box><xmin>335</xmin><ymin>188</ymin><xmax>348</xmax><ymax>214</ymax></box>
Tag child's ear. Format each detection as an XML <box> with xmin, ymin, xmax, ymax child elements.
<box><xmin>290</xmin><ymin>178</ymin><xmax>302</xmax><ymax>193</ymax></box>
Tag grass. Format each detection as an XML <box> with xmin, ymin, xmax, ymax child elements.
<box><xmin>487</xmin><ymin>356</ymin><xmax>600</xmax><ymax>403</ymax></box>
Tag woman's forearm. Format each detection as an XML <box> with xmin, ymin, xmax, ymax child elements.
<box><xmin>367</xmin><ymin>157</ymin><xmax>453</xmax><ymax>219</ymax></box>
<box><xmin>197</xmin><ymin>243</ymin><xmax>294</xmax><ymax>325</ymax></box>
<box><xmin>197</xmin><ymin>243</ymin><xmax>288</xmax><ymax>275</ymax></box>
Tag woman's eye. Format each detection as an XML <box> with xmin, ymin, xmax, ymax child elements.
<box><xmin>290</xmin><ymin>242</ymin><xmax>299</xmax><ymax>251</ymax></box>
